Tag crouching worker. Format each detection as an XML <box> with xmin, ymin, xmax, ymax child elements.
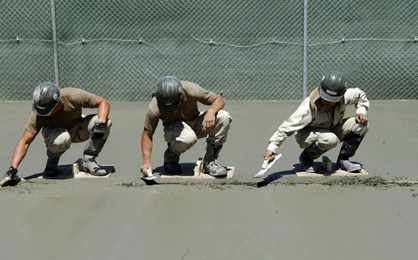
<box><xmin>4</xmin><ymin>82</ymin><xmax>112</xmax><ymax>180</ymax></box>
<box><xmin>264</xmin><ymin>71</ymin><xmax>369</xmax><ymax>173</ymax></box>
<box><xmin>140</xmin><ymin>76</ymin><xmax>232</xmax><ymax>177</ymax></box>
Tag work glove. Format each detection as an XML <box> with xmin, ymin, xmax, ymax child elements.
<box><xmin>91</xmin><ymin>121</ymin><xmax>106</xmax><ymax>139</ymax></box>
<box><xmin>4</xmin><ymin>166</ymin><xmax>18</xmax><ymax>179</ymax></box>
<box><xmin>1</xmin><ymin>166</ymin><xmax>20</xmax><ymax>187</ymax></box>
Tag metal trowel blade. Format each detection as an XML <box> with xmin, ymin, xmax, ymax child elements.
<box><xmin>254</xmin><ymin>153</ymin><xmax>282</xmax><ymax>178</ymax></box>
<box><xmin>141</xmin><ymin>169</ymin><xmax>159</xmax><ymax>180</ymax></box>
<box><xmin>141</xmin><ymin>175</ymin><xmax>158</xmax><ymax>181</ymax></box>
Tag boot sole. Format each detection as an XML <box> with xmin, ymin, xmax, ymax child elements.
<box><xmin>82</xmin><ymin>167</ymin><xmax>108</xmax><ymax>176</ymax></box>
<box><xmin>337</xmin><ymin>165</ymin><xmax>362</xmax><ymax>173</ymax></box>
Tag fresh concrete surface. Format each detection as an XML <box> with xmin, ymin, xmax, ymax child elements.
<box><xmin>1</xmin><ymin>100</ymin><xmax>417</xmax><ymax>260</ymax></box>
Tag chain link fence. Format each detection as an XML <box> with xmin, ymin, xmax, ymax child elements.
<box><xmin>0</xmin><ymin>0</ymin><xmax>55</xmax><ymax>101</ymax></box>
<box><xmin>307</xmin><ymin>0</ymin><xmax>418</xmax><ymax>100</ymax></box>
<box><xmin>1</xmin><ymin>0</ymin><xmax>417</xmax><ymax>101</ymax></box>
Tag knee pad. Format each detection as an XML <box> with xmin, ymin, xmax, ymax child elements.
<box><xmin>46</xmin><ymin>131</ymin><xmax>71</xmax><ymax>154</ymax></box>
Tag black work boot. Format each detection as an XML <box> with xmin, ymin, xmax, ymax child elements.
<box><xmin>200</xmin><ymin>143</ymin><xmax>227</xmax><ymax>177</ymax></box>
<box><xmin>164</xmin><ymin>144</ymin><xmax>182</xmax><ymax>174</ymax></box>
<box><xmin>43</xmin><ymin>157</ymin><xmax>60</xmax><ymax>178</ymax></box>
<box><xmin>337</xmin><ymin>133</ymin><xmax>364</xmax><ymax>172</ymax></box>
<box><xmin>299</xmin><ymin>143</ymin><xmax>326</xmax><ymax>173</ymax></box>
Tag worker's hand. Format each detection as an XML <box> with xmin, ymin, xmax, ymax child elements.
<box><xmin>263</xmin><ymin>150</ymin><xmax>275</xmax><ymax>161</ymax></box>
<box><xmin>140</xmin><ymin>163</ymin><xmax>153</xmax><ymax>176</ymax></box>
<box><xmin>4</xmin><ymin>166</ymin><xmax>18</xmax><ymax>179</ymax></box>
<box><xmin>355</xmin><ymin>113</ymin><xmax>368</xmax><ymax>124</ymax></box>
<box><xmin>91</xmin><ymin>121</ymin><xmax>106</xmax><ymax>138</ymax></box>
<box><xmin>202</xmin><ymin>110</ymin><xmax>216</xmax><ymax>132</ymax></box>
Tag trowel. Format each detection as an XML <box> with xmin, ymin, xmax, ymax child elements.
<box><xmin>254</xmin><ymin>153</ymin><xmax>282</xmax><ymax>178</ymax></box>
<box><xmin>141</xmin><ymin>169</ymin><xmax>159</xmax><ymax>181</ymax></box>
<box><xmin>0</xmin><ymin>175</ymin><xmax>23</xmax><ymax>187</ymax></box>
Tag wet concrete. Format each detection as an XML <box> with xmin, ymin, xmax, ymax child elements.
<box><xmin>1</xmin><ymin>100</ymin><xmax>417</xmax><ymax>259</ymax></box>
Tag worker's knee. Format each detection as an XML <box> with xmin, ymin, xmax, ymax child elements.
<box><xmin>351</xmin><ymin>121</ymin><xmax>369</xmax><ymax>136</ymax></box>
<box><xmin>164</xmin><ymin>121</ymin><xmax>198</xmax><ymax>154</ymax></box>
<box><xmin>216</xmin><ymin>110</ymin><xmax>232</xmax><ymax>126</ymax></box>
<box><xmin>170</xmin><ymin>133</ymin><xmax>198</xmax><ymax>154</ymax></box>
<box><xmin>316</xmin><ymin>132</ymin><xmax>339</xmax><ymax>150</ymax></box>
<box><xmin>43</xmin><ymin>128</ymin><xmax>71</xmax><ymax>154</ymax></box>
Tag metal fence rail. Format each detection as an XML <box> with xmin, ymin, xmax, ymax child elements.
<box><xmin>0</xmin><ymin>0</ymin><xmax>417</xmax><ymax>101</ymax></box>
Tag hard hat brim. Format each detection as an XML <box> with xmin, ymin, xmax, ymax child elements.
<box><xmin>32</xmin><ymin>99</ymin><xmax>60</xmax><ymax>116</ymax></box>
<box><xmin>157</xmin><ymin>98</ymin><xmax>181</xmax><ymax>111</ymax></box>
<box><xmin>319</xmin><ymin>88</ymin><xmax>343</xmax><ymax>103</ymax></box>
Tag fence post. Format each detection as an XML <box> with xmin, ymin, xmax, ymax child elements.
<box><xmin>50</xmin><ymin>0</ymin><xmax>60</xmax><ymax>86</ymax></box>
<box><xmin>302</xmin><ymin>0</ymin><xmax>308</xmax><ymax>99</ymax></box>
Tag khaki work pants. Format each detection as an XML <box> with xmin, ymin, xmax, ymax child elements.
<box><xmin>295</xmin><ymin>117</ymin><xmax>369</xmax><ymax>151</ymax></box>
<box><xmin>41</xmin><ymin>114</ymin><xmax>112</xmax><ymax>156</ymax></box>
<box><xmin>163</xmin><ymin>110</ymin><xmax>232</xmax><ymax>154</ymax></box>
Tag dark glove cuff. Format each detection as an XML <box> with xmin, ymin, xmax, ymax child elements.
<box><xmin>7</xmin><ymin>166</ymin><xmax>18</xmax><ymax>176</ymax></box>
<box><xmin>94</xmin><ymin>122</ymin><xmax>106</xmax><ymax>129</ymax></box>
<box><xmin>91</xmin><ymin>121</ymin><xmax>106</xmax><ymax>138</ymax></box>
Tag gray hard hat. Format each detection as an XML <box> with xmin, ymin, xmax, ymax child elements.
<box><xmin>32</xmin><ymin>82</ymin><xmax>62</xmax><ymax>116</ymax></box>
<box><xmin>319</xmin><ymin>71</ymin><xmax>347</xmax><ymax>102</ymax></box>
<box><xmin>155</xmin><ymin>76</ymin><xmax>183</xmax><ymax>111</ymax></box>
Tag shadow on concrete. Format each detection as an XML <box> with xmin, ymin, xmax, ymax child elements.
<box><xmin>140</xmin><ymin>178</ymin><xmax>159</xmax><ymax>185</ymax></box>
<box><xmin>24</xmin><ymin>172</ymin><xmax>44</xmax><ymax>180</ymax></box>
<box><xmin>23</xmin><ymin>163</ymin><xmax>115</xmax><ymax>180</ymax></box>
<box><xmin>257</xmin><ymin>170</ymin><xmax>295</xmax><ymax>187</ymax></box>
<box><xmin>155</xmin><ymin>162</ymin><xmax>197</xmax><ymax>177</ymax></box>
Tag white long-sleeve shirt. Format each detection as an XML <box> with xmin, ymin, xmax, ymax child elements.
<box><xmin>267</xmin><ymin>87</ymin><xmax>369</xmax><ymax>154</ymax></box>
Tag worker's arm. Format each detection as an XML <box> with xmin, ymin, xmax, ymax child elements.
<box><xmin>202</xmin><ymin>94</ymin><xmax>225</xmax><ymax>131</ymax></box>
<box><xmin>140</xmin><ymin>128</ymin><xmax>155</xmax><ymax>176</ymax></box>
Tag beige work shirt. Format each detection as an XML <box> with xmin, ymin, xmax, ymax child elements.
<box><xmin>144</xmin><ymin>81</ymin><xmax>216</xmax><ymax>132</ymax></box>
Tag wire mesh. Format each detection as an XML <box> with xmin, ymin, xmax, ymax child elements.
<box><xmin>54</xmin><ymin>0</ymin><xmax>302</xmax><ymax>101</ymax></box>
<box><xmin>307</xmin><ymin>0</ymin><xmax>418</xmax><ymax>100</ymax></box>
<box><xmin>0</xmin><ymin>0</ymin><xmax>417</xmax><ymax>101</ymax></box>
<box><xmin>0</xmin><ymin>0</ymin><xmax>55</xmax><ymax>101</ymax></box>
